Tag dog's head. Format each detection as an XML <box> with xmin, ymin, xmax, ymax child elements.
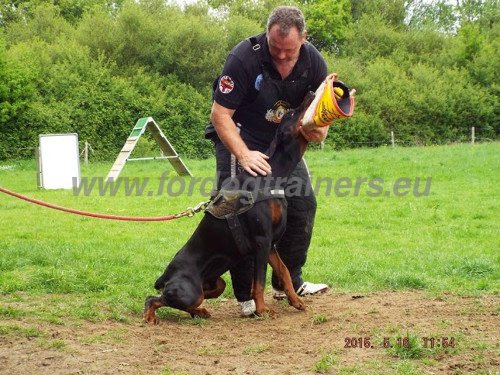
<box><xmin>267</xmin><ymin>92</ymin><xmax>316</xmax><ymax>158</ymax></box>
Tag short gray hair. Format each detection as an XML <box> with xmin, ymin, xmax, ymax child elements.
<box><xmin>267</xmin><ymin>6</ymin><xmax>306</xmax><ymax>37</ymax></box>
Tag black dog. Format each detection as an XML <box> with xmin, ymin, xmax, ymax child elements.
<box><xmin>143</xmin><ymin>93</ymin><xmax>315</xmax><ymax>324</ymax></box>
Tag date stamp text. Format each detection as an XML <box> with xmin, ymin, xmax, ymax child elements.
<box><xmin>343</xmin><ymin>336</ymin><xmax>456</xmax><ymax>349</ymax></box>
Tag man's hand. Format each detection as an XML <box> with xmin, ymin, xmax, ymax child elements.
<box><xmin>238</xmin><ymin>150</ymin><xmax>271</xmax><ymax>176</ymax></box>
<box><xmin>299</xmin><ymin>122</ymin><xmax>329</xmax><ymax>143</ymax></box>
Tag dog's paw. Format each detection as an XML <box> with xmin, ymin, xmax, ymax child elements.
<box><xmin>268</xmin><ymin>308</ymin><xmax>278</xmax><ymax>318</ymax></box>
<box><xmin>143</xmin><ymin>313</ymin><xmax>160</xmax><ymax>325</ymax></box>
<box><xmin>189</xmin><ymin>308</ymin><xmax>211</xmax><ymax>319</ymax></box>
<box><xmin>255</xmin><ymin>306</ymin><xmax>277</xmax><ymax>318</ymax></box>
<box><xmin>289</xmin><ymin>297</ymin><xmax>306</xmax><ymax>311</ymax></box>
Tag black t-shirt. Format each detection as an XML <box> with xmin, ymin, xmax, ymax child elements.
<box><xmin>214</xmin><ymin>32</ymin><xmax>327</xmax><ymax>151</ymax></box>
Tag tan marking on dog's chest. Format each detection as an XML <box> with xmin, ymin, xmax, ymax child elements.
<box><xmin>269</xmin><ymin>200</ymin><xmax>283</xmax><ymax>224</ymax></box>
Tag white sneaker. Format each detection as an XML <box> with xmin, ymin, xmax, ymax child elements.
<box><xmin>273</xmin><ymin>282</ymin><xmax>329</xmax><ymax>300</ymax></box>
<box><xmin>272</xmin><ymin>288</ymin><xmax>287</xmax><ymax>300</ymax></box>
<box><xmin>296</xmin><ymin>282</ymin><xmax>329</xmax><ymax>296</ymax></box>
<box><xmin>239</xmin><ymin>299</ymin><xmax>256</xmax><ymax>316</ymax></box>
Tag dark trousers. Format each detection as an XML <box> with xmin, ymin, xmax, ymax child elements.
<box><xmin>214</xmin><ymin>140</ymin><xmax>317</xmax><ymax>301</ymax></box>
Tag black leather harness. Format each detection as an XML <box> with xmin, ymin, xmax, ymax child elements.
<box><xmin>205</xmin><ymin>188</ymin><xmax>286</xmax><ymax>255</ymax></box>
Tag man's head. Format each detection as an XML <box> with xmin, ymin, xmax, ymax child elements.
<box><xmin>267</xmin><ymin>6</ymin><xmax>306</xmax><ymax>37</ymax></box>
<box><xmin>266</xmin><ymin>6</ymin><xmax>307</xmax><ymax>64</ymax></box>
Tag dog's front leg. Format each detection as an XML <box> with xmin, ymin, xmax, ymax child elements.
<box><xmin>268</xmin><ymin>248</ymin><xmax>306</xmax><ymax>311</ymax></box>
<box><xmin>252</xmin><ymin>239</ymin><xmax>274</xmax><ymax>316</ymax></box>
<box><xmin>144</xmin><ymin>295</ymin><xmax>166</xmax><ymax>325</ymax></box>
<box><xmin>185</xmin><ymin>306</ymin><xmax>211</xmax><ymax>319</ymax></box>
<box><xmin>179</xmin><ymin>288</ymin><xmax>212</xmax><ymax>319</ymax></box>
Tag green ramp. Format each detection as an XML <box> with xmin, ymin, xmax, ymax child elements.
<box><xmin>106</xmin><ymin>117</ymin><xmax>192</xmax><ymax>180</ymax></box>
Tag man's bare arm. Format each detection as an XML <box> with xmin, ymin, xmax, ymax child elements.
<box><xmin>210</xmin><ymin>101</ymin><xmax>272</xmax><ymax>176</ymax></box>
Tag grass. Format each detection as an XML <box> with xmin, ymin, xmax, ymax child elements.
<box><xmin>242</xmin><ymin>342</ymin><xmax>271</xmax><ymax>354</ymax></box>
<box><xmin>79</xmin><ymin>328</ymin><xmax>128</xmax><ymax>345</ymax></box>
<box><xmin>388</xmin><ymin>333</ymin><xmax>424</xmax><ymax>360</ymax></box>
<box><xmin>312</xmin><ymin>313</ymin><xmax>329</xmax><ymax>325</ymax></box>
<box><xmin>0</xmin><ymin>143</ymin><xmax>499</xmax><ymax>321</ymax></box>
<box><xmin>196</xmin><ymin>345</ymin><xmax>225</xmax><ymax>356</ymax></box>
<box><xmin>37</xmin><ymin>338</ymin><xmax>67</xmax><ymax>350</ymax></box>
<box><xmin>0</xmin><ymin>324</ymin><xmax>44</xmax><ymax>338</ymax></box>
<box><xmin>0</xmin><ymin>305</ymin><xmax>26</xmax><ymax>318</ymax></box>
<box><xmin>313</xmin><ymin>351</ymin><xmax>336</xmax><ymax>373</ymax></box>
<box><xmin>161</xmin><ymin>369</ymin><xmax>189</xmax><ymax>375</ymax></box>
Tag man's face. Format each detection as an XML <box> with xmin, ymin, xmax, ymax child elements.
<box><xmin>267</xmin><ymin>24</ymin><xmax>306</xmax><ymax>64</ymax></box>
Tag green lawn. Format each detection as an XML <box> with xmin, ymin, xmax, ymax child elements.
<box><xmin>0</xmin><ymin>142</ymin><xmax>498</xmax><ymax>321</ymax></box>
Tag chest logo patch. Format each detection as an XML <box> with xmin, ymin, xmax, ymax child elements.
<box><xmin>219</xmin><ymin>75</ymin><xmax>234</xmax><ymax>94</ymax></box>
<box><xmin>265</xmin><ymin>100</ymin><xmax>291</xmax><ymax>124</ymax></box>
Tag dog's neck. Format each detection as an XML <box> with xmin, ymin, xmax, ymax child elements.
<box><xmin>266</xmin><ymin>134</ymin><xmax>308</xmax><ymax>179</ymax></box>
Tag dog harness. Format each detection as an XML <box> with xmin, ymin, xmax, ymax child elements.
<box><xmin>205</xmin><ymin>187</ymin><xmax>286</xmax><ymax>254</ymax></box>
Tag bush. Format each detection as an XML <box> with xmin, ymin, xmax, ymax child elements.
<box><xmin>0</xmin><ymin>37</ymin><xmax>36</xmax><ymax>159</ymax></box>
<box><xmin>3</xmin><ymin>36</ymin><xmax>212</xmax><ymax>161</ymax></box>
<box><xmin>0</xmin><ymin>0</ymin><xmax>498</xmax><ymax>161</ymax></box>
<box><xmin>147</xmin><ymin>76</ymin><xmax>213</xmax><ymax>159</ymax></box>
<box><xmin>327</xmin><ymin>113</ymin><xmax>388</xmax><ymax>149</ymax></box>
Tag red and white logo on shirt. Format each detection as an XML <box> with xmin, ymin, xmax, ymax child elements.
<box><xmin>219</xmin><ymin>75</ymin><xmax>234</xmax><ymax>94</ymax></box>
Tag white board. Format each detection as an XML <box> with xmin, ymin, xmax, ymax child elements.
<box><xmin>38</xmin><ymin>134</ymin><xmax>81</xmax><ymax>189</ymax></box>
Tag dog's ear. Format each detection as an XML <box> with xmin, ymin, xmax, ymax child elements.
<box><xmin>302</xmin><ymin>91</ymin><xmax>315</xmax><ymax>110</ymax></box>
<box><xmin>267</xmin><ymin>139</ymin><xmax>277</xmax><ymax>158</ymax></box>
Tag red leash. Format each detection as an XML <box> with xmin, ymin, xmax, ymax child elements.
<box><xmin>0</xmin><ymin>186</ymin><xmax>208</xmax><ymax>222</ymax></box>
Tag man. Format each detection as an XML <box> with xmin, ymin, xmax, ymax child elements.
<box><xmin>208</xmin><ymin>6</ymin><xmax>329</xmax><ymax>316</ymax></box>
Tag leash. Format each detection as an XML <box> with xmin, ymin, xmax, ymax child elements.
<box><xmin>0</xmin><ymin>186</ymin><xmax>209</xmax><ymax>222</ymax></box>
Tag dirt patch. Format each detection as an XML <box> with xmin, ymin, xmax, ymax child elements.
<box><xmin>0</xmin><ymin>291</ymin><xmax>498</xmax><ymax>374</ymax></box>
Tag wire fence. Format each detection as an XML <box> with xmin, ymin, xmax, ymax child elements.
<box><xmin>317</xmin><ymin>127</ymin><xmax>495</xmax><ymax>150</ymax></box>
<box><xmin>0</xmin><ymin>127</ymin><xmax>497</xmax><ymax>163</ymax></box>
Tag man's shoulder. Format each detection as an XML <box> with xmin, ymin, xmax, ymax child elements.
<box><xmin>214</xmin><ymin>33</ymin><xmax>265</xmax><ymax>109</ymax></box>
<box><xmin>229</xmin><ymin>32</ymin><xmax>266</xmax><ymax>61</ymax></box>
<box><xmin>303</xmin><ymin>41</ymin><xmax>326</xmax><ymax>63</ymax></box>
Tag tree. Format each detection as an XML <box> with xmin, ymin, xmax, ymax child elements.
<box><xmin>350</xmin><ymin>0</ymin><xmax>408</xmax><ymax>28</ymax></box>
<box><xmin>0</xmin><ymin>36</ymin><xmax>35</xmax><ymax>159</ymax></box>
<box><xmin>0</xmin><ymin>0</ymin><xmax>121</xmax><ymax>27</ymax></box>
<box><xmin>343</xmin><ymin>14</ymin><xmax>404</xmax><ymax>61</ymax></box>
<box><xmin>406</xmin><ymin>0</ymin><xmax>457</xmax><ymax>32</ymax></box>
<box><xmin>224</xmin><ymin>13</ymin><xmax>262</xmax><ymax>51</ymax></box>
<box><xmin>3</xmin><ymin>3</ymin><xmax>72</xmax><ymax>44</ymax></box>
<box><xmin>0</xmin><ymin>0</ymin><xmax>497</xmax><ymax>159</ymax></box>
<box><xmin>302</xmin><ymin>0</ymin><xmax>352</xmax><ymax>53</ymax></box>
<box><xmin>206</xmin><ymin>0</ymin><xmax>288</xmax><ymax>26</ymax></box>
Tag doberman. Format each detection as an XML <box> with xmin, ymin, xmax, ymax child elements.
<box><xmin>143</xmin><ymin>92</ymin><xmax>315</xmax><ymax>324</ymax></box>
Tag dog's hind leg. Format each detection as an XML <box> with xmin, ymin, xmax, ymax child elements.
<box><xmin>203</xmin><ymin>277</ymin><xmax>226</xmax><ymax>299</ymax></box>
<box><xmin>268</xmin><ymin>248</ymin><xmax>306</xmax><ymax>311</ymax></box>
<box><xmin>144</xmin><ymin>295</ymin><xmax>166</xmax><ymax>325</ymax></box>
